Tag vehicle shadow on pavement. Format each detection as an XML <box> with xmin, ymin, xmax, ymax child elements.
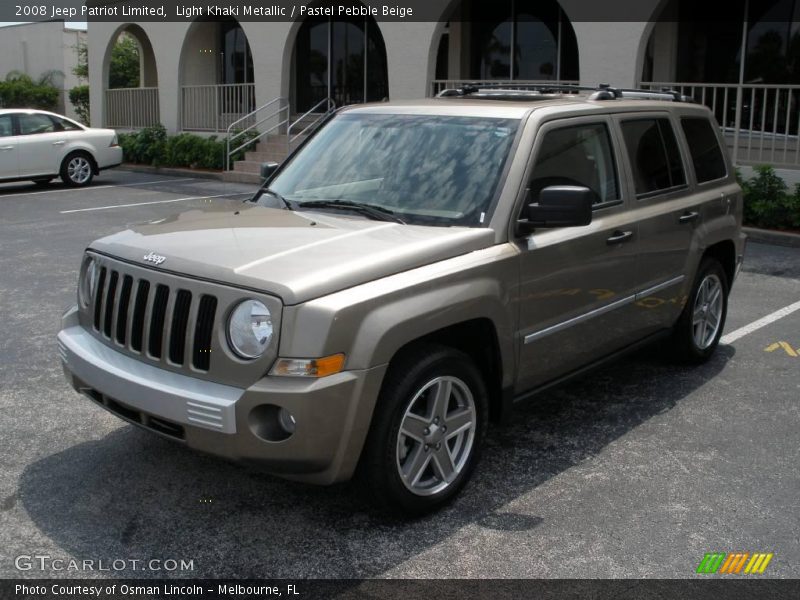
<box><xmin>18</xmin><ymin>345</ymin><xmax>734</xmax><ymax>578</ymax></box>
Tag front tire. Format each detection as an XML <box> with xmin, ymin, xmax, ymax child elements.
<box><xmin>669</xmin><ymin>257</ymin><xmax>729</xmax><ymax>363</ymax></box>
<box><xmin>60</xmin><ymin>152</ymin><xmax>94</xmax><ymax>187</ymax></box>
<box><xmin>359</xmin><ymin>345</ymin><xmax>488</xmax><ymax>515</ymax></box>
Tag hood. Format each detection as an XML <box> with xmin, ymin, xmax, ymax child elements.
<box><xmin>89</xmin><ymin>203</ymin><xmax>495</xmax><ymax>305</ymax></box>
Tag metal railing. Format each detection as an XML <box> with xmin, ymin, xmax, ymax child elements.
<box><xmin>641</xmin><ymin>81</ymin><xmax>800</xmax><ymax>167</ymax></box>
<box><xmin>225</xmin><ymin>97</ymin><xmax>290</xmax><ymax>171</ymax></box>
<box><xmin>287</xmin><ymin>97</ymin><xmax>336</xmax><ymax>145</ymax></box>
<box><xmin>431</xmin><ymin>79</ymin><xmax>580</xmax><ymax>97</ymax></box>
<box><xmin>104</xmin><ymin>88</ymin><xmax>160</xmax><ymax>129</ymax></box>
<box><xmin>182</xmin><ymin>83</ymin><xmax>256</xmax><ymax>132</ymax></box>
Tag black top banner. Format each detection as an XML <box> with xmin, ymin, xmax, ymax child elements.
<box><xmin>2</xmin><ymin>0</ymin><xmax>797</xmax><ymax>23</ymax></box>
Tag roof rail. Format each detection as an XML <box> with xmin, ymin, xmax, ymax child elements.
<box><xmin>437</xmin><ymin>82</ymin><xmax>695</xmax><ymax>103</ymax></box>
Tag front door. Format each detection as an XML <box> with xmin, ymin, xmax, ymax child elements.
<box><xmin>515</xmin><ymin>117</ymin><xmax>641</xmax><ymax>393</ymax></box>
<box><xmin>0</xmin><ymin>114</ymin><xmax>18</xmax><ymax>179</ymax></box>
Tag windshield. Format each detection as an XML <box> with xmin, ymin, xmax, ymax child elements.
<box><xmin>265</xmin><ymin>113</ymin><xmax>519</xmax><ymax>227</ymax></box>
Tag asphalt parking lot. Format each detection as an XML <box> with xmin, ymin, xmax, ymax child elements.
<box><xmin>0</xmin><ymin>170</ymin><xmax>798</xmax><ymax>579</ymax></box>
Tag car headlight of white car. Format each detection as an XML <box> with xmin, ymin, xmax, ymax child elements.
<box><xmin>227</xmin><ymin>299</ymin><xmax>273</xmax><ymax>359</ymax></box>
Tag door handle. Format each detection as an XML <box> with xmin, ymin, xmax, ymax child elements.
<box><xmin>679</xmin><ymin>211</ymin><xmax>700</xmax><ymax>224</ymax></box>
<box><xmin>606</xmin><ymin>230</ymin><xmax>633</xmax><ymax>245</ymax></box>
<box><xmin>0</xmin><ymin>146</ymin><xmax>13</xmax><ymax>151</ymax></box>
<box><xmin>52</xmin><ymin>140</ymin><xmax>66</xmax><ymax>146</ymax></box>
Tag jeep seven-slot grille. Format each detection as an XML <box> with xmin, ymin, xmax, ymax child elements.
<box><xmin>91</xmin><ymin>268</ymin><xmax>216</xmax><ymax>371</ymax></box>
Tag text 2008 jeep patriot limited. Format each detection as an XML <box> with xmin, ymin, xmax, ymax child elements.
<box><xmin>59</xmin><ymin>85</ymin><xmax>745</xmax><ymax>513</ymax></box>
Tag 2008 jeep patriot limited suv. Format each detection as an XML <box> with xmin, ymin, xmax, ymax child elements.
<box><xmin>59</xmin><ymin>84</ymin><xmax>745</xmax><ymax>514</ymax></box>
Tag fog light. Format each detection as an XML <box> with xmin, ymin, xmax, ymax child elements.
<box><xmin>278</xmin><ymin>407</ymin><xmax>296</xmax><ymax>434</ymax></box>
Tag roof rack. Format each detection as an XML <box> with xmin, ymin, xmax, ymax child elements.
<box><xmin>436</xmin><ymin>83</ymin><xmax>694</xmax><ymax>103</ymax></box>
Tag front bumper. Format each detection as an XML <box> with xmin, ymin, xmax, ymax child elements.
<box><xmin>58</xmin><ymin>307</ymin><xmax>387</xmax><ymax>484</ymax></box>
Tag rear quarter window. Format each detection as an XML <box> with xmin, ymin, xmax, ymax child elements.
<box><xmin>681</xmin><ymin>117</ymin><xmax>727</xmax><ymax>183</ymax></box>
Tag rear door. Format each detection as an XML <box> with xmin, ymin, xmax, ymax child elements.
<box><xmin>615</xmin><ymin>114</ymin><xmax>695</xmax><ymax>334</ymax></box>
<box><xmin>515</xmin><ymin>116</ymin><xmax>642</xmax><ymax>393</ymax></box>
<box><xmin>0</xmin><ymin>114</ymin><xmax>18</xmax><ymax>179</ymax></box>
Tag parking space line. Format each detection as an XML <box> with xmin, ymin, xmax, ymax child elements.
<box><xmin>59</xmin><ymin>192</ymin><xmax>251</xmax><ymax>214</ymax></box>
<box><xmin>721</xmin><ymin>299</ymin><xmax>800</xmax><ymax>345</ymax></box>
<box><xmin>0</xmin><ymin>178</ymin><xmax>197</xmax><ymax>198</ymax></box>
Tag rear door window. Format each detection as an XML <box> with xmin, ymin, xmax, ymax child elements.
<box><xmin>681</xmin><ymin>117</ymin><xmax>727</xmax><ymax>183</ymax></box>
<box><xmin>18</xmin><ymin>113</ymin><xmax>56</xmax><ymax>135</ymax></box>
<box><xmin>620</xmin><ymin>118</ymin><xmax>686</xmax><ymax>197</ymax></box>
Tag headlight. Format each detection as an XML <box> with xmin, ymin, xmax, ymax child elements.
<box><xmin>78</xmin><ymin>257</ymin><xmax>97</xmax><ymax>307</ymax></box>
<box><xmin>227</xmin><ymin>299</ymin><xmax>273</xmax><ymax>359</ymax></box>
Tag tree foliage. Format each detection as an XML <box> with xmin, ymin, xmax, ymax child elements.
<box><xmin>109</xmin><ymin>34</ymin><xmax>141</xmax><ymax>89</ymax></box>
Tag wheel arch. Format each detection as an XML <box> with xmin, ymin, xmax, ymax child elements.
<box><xmin>703</xmin><ymin>239</ymin><xmax>736</xmax><ymax>287</ymax></box>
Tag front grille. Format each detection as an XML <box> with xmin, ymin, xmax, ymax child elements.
<box><xmin>91</xmin><ymin>268</ymin><xmax>217</xmax><ymax>372</ymax></box>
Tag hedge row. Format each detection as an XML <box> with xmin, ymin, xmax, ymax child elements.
<box><xmin>739</xmin><ymin>166</ymin><xmax>800</xmax><ymax>230</ymax></box>
<box><xmin>118</xmin><ymin>125</ymin><xmax>257</xmax><ymax>171</ymax></box>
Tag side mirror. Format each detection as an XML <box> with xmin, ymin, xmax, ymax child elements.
<box><xmin>260</xmin><ymin>162</ymin><xmax>279</xmax><ymax>180</ymax></box>
<box><xmin>517</xmin><ymin>185</ymin><xmax>594</xmax><ymax>234</ymax></box>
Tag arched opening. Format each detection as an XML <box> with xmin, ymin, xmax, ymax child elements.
<box><xmin>431</xmin><ymin>0</ymin><xmax>579</xmax><ymax>94</ymax></box>
<box><xmin>292</xmin><ymin>10</ymin><xmax>389</xmax><ymax>112</ymax></box>
<box><xmin>102</xmin><ymin>24</ymin><xmax>159</xmax><ymax>128</ymax></box>
<box><xmin>640</xmin><ymin>0</ymin><xmax>800</xmax><ymax>167</ymax></box>
<box><xmin>179</xmin><ymin>18</ymin><xmax>255</xmax><ymax>131</ymax></box>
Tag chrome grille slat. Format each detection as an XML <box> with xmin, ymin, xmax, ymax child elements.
<box><xmin>192</xmin><ymin>295</ymin><xmax>217</xmax><ymax>371</ymax></box>
<box><xmin>102</xmin><ymin>271</ymin><xmax>119</xmax><ymax>338</ymax></box>
<box><xmin>115</xmin><ymin>275</ymin><xmax>134</xmax><ymax>345</ymax></box>
<box><xmin>128</xmin><ymin>279</ymin><xmax>148</xmax><ymax>351</ymax></box>
<box><xmin>169</xmin><ymin>289</ymin><xmax>192</xmax><ymax>365</ymax></box>
<box><xmin>93</xmin><ymin>267</ymin><xmax>107</xmax><ymax>331</ymax></box>
<box><xmin>181</xmin><ymin>292</ymin><xmax>200</xmax><ymax>368</ymax></box>
<box><xmin>148</xmin><ymin>284</ymin><xmax>170</xmax><ymax>359</ymax></box>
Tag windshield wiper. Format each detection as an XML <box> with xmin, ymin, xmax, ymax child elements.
<box><xmin>297</xmin><ymin>200</ymin><xmax>405</xmax><ymax>224</ymax></box>
<box><xmin>254</xmin><ymin>188</ymin><xmax>294</xmax><ymax>210</ymax></box>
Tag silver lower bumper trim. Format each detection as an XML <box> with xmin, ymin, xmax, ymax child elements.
<box><xmin>58</xmin><ymin>325</ymin><xmax>242</xmax><ymax>433</ymax></box>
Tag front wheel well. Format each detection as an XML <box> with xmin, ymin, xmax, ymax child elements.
<box><xmin>386</xmin><ymin>319</ymin><xmax>504</xmax><ymax>422</ymax></box>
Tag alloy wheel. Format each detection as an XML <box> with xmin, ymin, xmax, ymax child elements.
<box><xmin>396</xmin><ymin>375</ymin><xmax>477</xmax><ymax>496</ymax></box>
<box><xmin>692</xmin><ymin>273</ymin><xmax>724</xmax><ymax>350</ymax></box>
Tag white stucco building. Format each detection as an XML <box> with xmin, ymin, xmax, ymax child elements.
<box><xmin>85</xmin><ymin>0</ymin><xmax>800</xmax><ymax>177</ymax></box>
<box><xmin>0</xmin><ymin>21</ymin><xmax>87</xmax><ymax>120</ymax></box>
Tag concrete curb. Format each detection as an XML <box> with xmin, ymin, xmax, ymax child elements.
<box><xmin>743</xmin><ymin>226</ymin><xmax>800</xmax><ymax>248</ymax></box>
<box><xmin>116</xmin><ymin>164</ymin><xmax>224</xmax><ymax>181</ymax></box>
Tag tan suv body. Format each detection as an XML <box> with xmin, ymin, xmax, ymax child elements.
<box><xmin>58</xmin><ymin>89</ymin><xmax>745</xmax><ymax>513</ymax></box>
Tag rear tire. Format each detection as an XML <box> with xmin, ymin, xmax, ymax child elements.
<box><xmin>60</xmin><ymin>152</ymin><xmax>94</xmax><ymax>187</ymax></box>
<box><xmin>358</xmin><ymin>345</ymin><xmax>488</xmax><ymax>515</ymax></box>
<box><xmin>668</xmin><ymin>257</ymin><xmax>729</xmax><ymax>363</ymax></box>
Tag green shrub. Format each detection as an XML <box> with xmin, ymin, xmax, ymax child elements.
<box><xmin>119</xmin><ymin>126</ymin><xmax>259</xmax><ymax>171</ymax></box>
<box><xmin>68</xmin><ymin>85</ymin><xmax>90</xmax><ymax>124</ymax></box>
<box><xmin>0</xmin><ymin>71</ymin><xmax>60</xmax><ymax>110</ymax></box>
<box><xmin>741</xmin><ymin>165</ymin><xmax>800</xmax><ymax>230</ymax></box>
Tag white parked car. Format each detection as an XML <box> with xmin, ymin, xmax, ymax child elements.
<box><xmin>0</xmin><ymin>109</ymin><xmax>122</xmax><ymax>187</ymax></box>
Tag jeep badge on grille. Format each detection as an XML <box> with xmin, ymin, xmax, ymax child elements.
<box><xmin>143</xmin><ymin>252</ymin><xmax>166</xmax><ymax>265</ymax></box>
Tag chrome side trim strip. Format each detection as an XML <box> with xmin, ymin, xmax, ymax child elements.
<box><xmin>523</xmin><ymin>274</ymin><xmax>687</xmax><ymax>345</ymax></box>
<box><xmin>524</xmin><ymin>295</ymin><xmax>635</xmax><ymax>344</ymax></box>
<box><xmin>635</xmin><ymin>275</ymin><xmax>686</xmax><ymax>300</ymax></box>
